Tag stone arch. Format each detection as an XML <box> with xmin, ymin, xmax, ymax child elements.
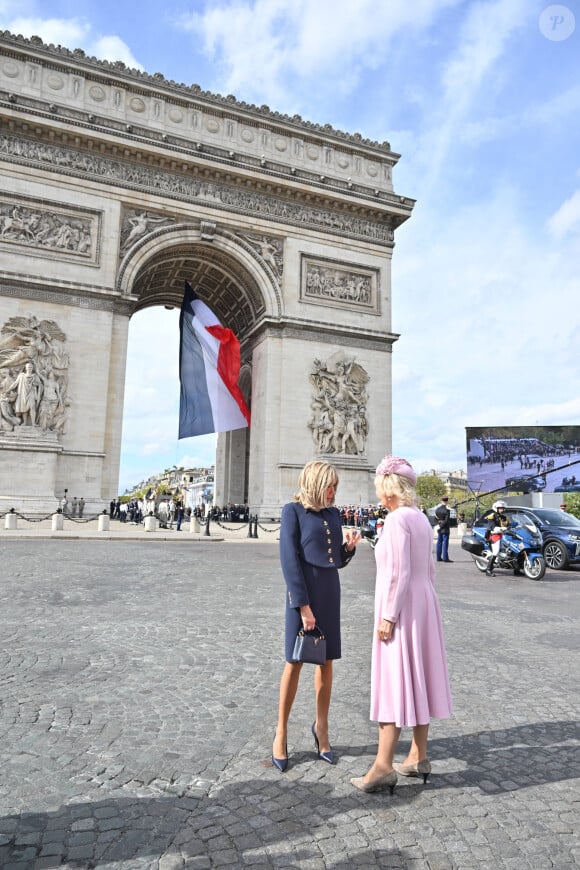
<box><xmin>119</xmin><ymin>230</ymin><xmax>274</xmax><ymax>507</ymax></box>
<box><xmin>117</xmin><ymin>224</ymin><xmax>282</xmax><ymax>336</ymax></box>
<box><xmin>0</xmin><ymin>31</ymin><xmax>413</xmax><ymax>515</ymax></box>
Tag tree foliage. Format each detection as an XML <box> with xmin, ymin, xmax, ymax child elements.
<box><xmin>561</xmin><ymin>494</ymin><xmax>580</xmax><ymax>520</ymax></box>
<box><xmin>415</xmin><ymin>475</ymin><xmax>446</xmax><ymax>508</ymax></box>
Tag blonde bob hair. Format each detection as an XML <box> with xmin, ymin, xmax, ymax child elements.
<box><xmin>294</xmin><ymin>460</ymin><xmax>339</xmax><ymax>511</ymax></box>
<box><xmin>374</xmin><ymin>472</ymin><xmax>417</xmax><ymax>507</ymax></box>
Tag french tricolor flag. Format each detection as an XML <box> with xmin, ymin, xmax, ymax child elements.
<box><xmin>178</xmin><ymin>281</ymin><xmax>250</xmax><ymax>439</ymax></box>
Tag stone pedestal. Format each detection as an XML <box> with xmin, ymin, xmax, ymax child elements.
<box><xmin>144</xmin><ymin>515</ymin><xmax>157</xmax><ymax>532</ymax></box>
<box><xmin>52</xmin><ymin>513</ymin><xmax>64</xmax><ymax>531</ymax></box>
<box><xmin>4</xmin><ymin>512</ymin><xmax>17</xmax><ymax>530</ymax></box>
<box><xmin>98</xmin><ymin>513</ymin><xmax>110</xmax><ymax>532</ymax></box>
<box><xmin>190</xmin><ymin>516</ymin><xmax>201</xmax><ymax>533</ymax></box>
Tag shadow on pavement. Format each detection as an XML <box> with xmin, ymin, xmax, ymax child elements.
<box><xmin>1</xmin><ymin>719</ymin><xmax>579</xmax><ymax>867</ymax></box>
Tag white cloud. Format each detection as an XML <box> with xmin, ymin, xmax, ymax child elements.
<box><xmin>5</xmin><ymin>15</ymin><xmax>89</xmax><ymax>45</ymax></box>
<box><xmin>0</xmin><ymin>13</ymin><xmax>143</xmax><ymax>69</ymax></box>
<box><xmin>177</xmin><ymin>0</ymin><xmax>462</xmax><ymax>108</ymax></box>
<box><xmin>547</xmin><ymin>188</ymin><xmax>580</xmax><ymax>238</ymax></box>
<box><xmin>421</xmin><ymin>0</ymin><xmax>529</xmax><ymax>183</ymax></box>
<box><xmin>91</xmin><ymin>35</ymin><xmax>144</xmax><ymax>70</ymax></box>
<box><xmin>391</xmin><ymin>180</ymin><xmax>580</xmax><ymax>471</ymax></box>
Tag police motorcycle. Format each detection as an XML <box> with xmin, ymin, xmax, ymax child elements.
<box><xmin>461</xmin><ymin>500</ymin><xmax>546</xmax><ymax>580</ymax></box>
<box><xmin>361</xmin><ymin>516</ymin><xmax>386</xmax><ymax>549</ymax></box>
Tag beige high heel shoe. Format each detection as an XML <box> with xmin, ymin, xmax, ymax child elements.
<box><xmin>351</xmin><ymin>769</ymin><xmax>397</xmax><ymax>794</ymax></box>
<box><xmin>393</xmin><ymin>759</ymin><xmax>431</xmax><ymax>783</ymax></box>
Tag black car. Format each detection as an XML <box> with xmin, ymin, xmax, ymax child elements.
<box><xmin>473</xmin><ymin>506</ymin><xmax>580</xmax><ymax>570</ymax></box>
<box><xmin>504</xmin><ymin>475</ymin><xmax>546</xmax><ymax>493</ymax></box>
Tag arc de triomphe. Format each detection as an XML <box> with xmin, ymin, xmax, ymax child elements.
<box><xmin>0</xmin><ymin>32</ymin><xmax>414</xmax><ymax>516</ymax></box>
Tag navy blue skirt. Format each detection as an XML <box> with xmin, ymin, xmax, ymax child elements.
<box><xmin>284</xmin><ymin>563</ymin><xmax>341</xmax><ymax>662</ymax></box>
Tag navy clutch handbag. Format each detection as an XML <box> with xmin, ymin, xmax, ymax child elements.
<box><xmin>291</xmin><ymin>625</ymin><xmax>326</xmax><ymax>665</ymax></box>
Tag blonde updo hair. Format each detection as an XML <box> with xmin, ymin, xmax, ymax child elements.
<box><xmin>294</xmin><ymin>460</ymin><xmax>339</xmax><ymax>511</ymax></box>
<box><xmin>374</xmin><ymin>472</ymin><xmax>417</xmax><ymax>507</ymax></box>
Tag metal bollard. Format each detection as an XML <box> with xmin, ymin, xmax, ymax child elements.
<box><xmin>247</xmin><ymin>514</ymin><xmax>253</xmax><ymax>538</ymax></box>
<box><xmin>204</xmin><ymin>514</ymin><xmax>211</xmax><ymax>536</ymax></box>
<box><xmin>251</xmin><ymin>515</ymin><xmax>259</xmax><ymax>539</ymax></box>
<box><xmin>5</xmin><ymin>509</ymin><xmax>17</xmax><ymax>530</ymax></box>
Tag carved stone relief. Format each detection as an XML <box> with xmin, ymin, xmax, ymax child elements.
<box><xmin>0</xmin><ymin>195</ymin><xmax>99</xmax><ymax>263</ymax></box>
<box><xmin>301</xmin><ymin>256</ymin><xmax>379</xmax><ymax>313</ymax></box>
<box><xmin>0</xmin><ymin>314</ymin><xmax>70</xmax><ymax>435</ymax></box>
<box><xmin>120</xmin><ymin>209</ymin><xmax>175</xmax><ymax>253</ymax></box>
<box><xmin>309</xmin><ymin>351</ymin><xmax>369</xmax><ymax>456</ymax></box>
<box><xmin>234</xmin><ymin>232</ymin><xmax>284</xmax><ymax>281</ymax></box>
<box><xmin>0</xmin><ymin>132</ymin><xmax>395</xmax><ymax>246</ymax></box>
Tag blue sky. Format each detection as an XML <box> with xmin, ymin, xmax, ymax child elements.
<box><xmin>2</xmin><ymin>0</ymin><xmax>579</xmax><ymax>492</ymax></box>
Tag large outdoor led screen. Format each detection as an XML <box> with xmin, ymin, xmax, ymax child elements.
<box><xmin>466</xmin><ymin>426</ymin><xmax>580</xmax><ymax>495</ymax></box>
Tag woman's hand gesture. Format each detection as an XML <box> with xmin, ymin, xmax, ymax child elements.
<box><xmin>344</xmin><ymin>529</ymin><xmax>361</xmax><ymax>551</ymax></box>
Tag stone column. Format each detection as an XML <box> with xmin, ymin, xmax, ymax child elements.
<box><xmin>100</xmin><ymin>310</ymin><xmax>130</xmax><ymax>501</ymax></box>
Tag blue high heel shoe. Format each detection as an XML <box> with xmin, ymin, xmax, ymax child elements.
<box><xmin>272</xmin><ymin>735</ymin><xmax>288</xmax><ymax>772</ymax></box>
<box><xmin>312</xmin><ymin>722</ymin><xmax>335</xmax><ymax>765</ymax></box>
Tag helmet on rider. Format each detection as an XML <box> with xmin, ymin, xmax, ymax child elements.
<box><xmin>493</xmin><ymin>500</ymin><xmax>507</xmax><ymax>511</ymax></box>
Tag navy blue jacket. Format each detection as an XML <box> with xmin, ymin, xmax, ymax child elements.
<box><xmin>279</xmin><ymin>501</ymin><xmax>354</xmax><ymax>609</ymax></box>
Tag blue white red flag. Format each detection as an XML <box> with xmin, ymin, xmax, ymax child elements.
<box><xmin>178</xmin><ymin>281</ymin><xmax>250</xmax><ymax>438</ymax></box>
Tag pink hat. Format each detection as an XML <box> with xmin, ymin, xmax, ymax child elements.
<box><xmin>375</xmin><ymin>455</ymin><xmax>417</xmax><ymax>485</ymax></box>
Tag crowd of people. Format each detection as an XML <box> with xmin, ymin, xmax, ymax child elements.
<box><xmin>336</xmin><ymin>504</ymin><xmax>386</xmax><ymax>526</ymax></box>
<box><xmin>468</xmin><ymin>436</ymin><xmax>576</xmax><ymax>466</ymax></box>
<box><xmin>105</xmin><ymin>498</ymin><xmax>253</xmax><ymax>527</ymax></box>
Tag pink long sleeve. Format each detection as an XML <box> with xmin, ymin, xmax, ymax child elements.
<box><xmin>381</xmin><ymin>511</ymin><xmax>412</xmax><ymax>623</ymax></box>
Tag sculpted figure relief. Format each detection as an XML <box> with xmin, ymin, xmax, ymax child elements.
<box><xmin>237</xmin><ymin>232</ymin><xmax>284</xmax><ymax>280</ymax></box>
<box><xmin>0</xmin><ymin>369</ymin><xmax>21</xmax><ymax>430</ymax></box>
<box><xmin>10</xmin><ymin>362</ymin><xmax>42</xmax><ymax>426</ymax></box>
<box><xmin>0</xmin><ymin>315</ymin><xmax>69</xmax><ymax>434</ymax></box>
<box><xmin>120</xmin><ymin>210</ymin><xmax>174</xmax><ymax>252</ymax></box>
<box><xmin>305</xmin><ymin>262</ymin><xmax>373</xmax><ymax>306</ymax></box>
<box><xmin>309</xmin><ymin>351</ymin><xmax>370</xmax><ymax>456</ymax></box>
<box><xmin>0</xmin><ymin>202</ymin><xmax>93</xmax><ymax>256</ymax></box>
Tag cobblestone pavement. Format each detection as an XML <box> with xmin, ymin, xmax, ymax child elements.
<box><xmin>0</xmin><ymin>535</ymin><xmax>579</xmax><ymax>869</ymax></box>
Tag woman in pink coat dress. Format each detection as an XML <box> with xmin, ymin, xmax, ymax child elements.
<box><xmin>351</xmin><ymin>455</ymin><xmax>452</xmax><ymax>794</ymax></box>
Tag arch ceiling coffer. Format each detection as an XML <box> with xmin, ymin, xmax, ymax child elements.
<box><xmin>131</xmin><ymin>244</ymin><xmax>266</xmax><ymax>338</ymax></box>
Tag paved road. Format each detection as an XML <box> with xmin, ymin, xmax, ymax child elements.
<box><xmin>0</xmin><ymin>535</ymin><xmax>579</xmax><ymax>869</ymax></box>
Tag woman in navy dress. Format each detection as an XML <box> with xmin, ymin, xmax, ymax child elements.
<box><xmin>272</xmin><ymin>460</ymin><xmax>361</xmax><ymax>771</ymax></box>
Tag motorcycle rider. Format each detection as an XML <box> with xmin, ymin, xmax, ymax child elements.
<box><xmin>485</xmin><ymin>500</ymin><xmax>511</xmax><ymax>576</ymax></box>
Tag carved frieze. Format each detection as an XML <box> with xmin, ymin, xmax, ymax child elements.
<box><xmin>0</xmin><ymin>313</ymin><xmax>70</xmax><ymax>436</ymax></box>
<box><xmin>0</xmin><ymin>282</ymin><xmax>132</xmax><ymax>315</ymax></box>
<box><xmin>0</xmin><ymin>194</ymin><xmax>100</xmax><ymax>264</ymax></box>
<box><xmin>309</xmin><ymin>351</ymin><xmax>369</xmax><ymax>457</ymax></box>
<box><xmin>300</xmin><ymin>256</ymin><xmax>379</xmax><ymax>314</ymax></box>
<box><xmin>0</xmin><ymin>131</ymin><xmax>395</xmax><ymax>246</ymax></box>
<box><xmin>120</xmin><ymin>209</ymin><xmax>175</xmax><ymax>253</ymax></box>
